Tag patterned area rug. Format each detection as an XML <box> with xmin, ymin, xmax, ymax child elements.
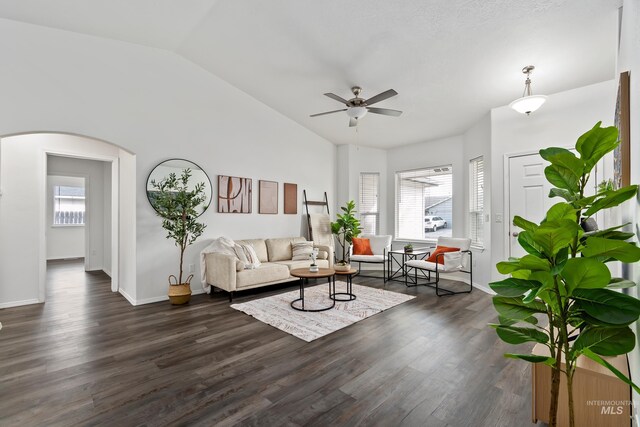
<box><xmin>230</xmin><ymin>283</ymin><xmax>415</xmax><ymax>342</ymax></box>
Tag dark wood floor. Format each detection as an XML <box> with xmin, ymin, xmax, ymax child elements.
<box><xmin>0</xmin><ymin>259</ymin><xmax>541</xmax><ymax>426</ymax></box>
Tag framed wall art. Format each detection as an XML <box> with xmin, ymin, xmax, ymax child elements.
<box><xmin>259</xmin><ymin>180</ymin><xmax>278</xmax><ymax>214</ymax></box>
<box><xmin>284</xmin><ymin>183</ymin><xmax>297</xmax><ymax>214</ymax></box>
<box><xmin>218</xmin><ymin>175</ymin><xmax>252</xmax><ymax>213</ymax></box>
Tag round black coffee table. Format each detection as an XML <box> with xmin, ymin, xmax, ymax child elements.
<box><xmin>290</xmin><ymin>268</ymin><xmax>336</xmax><ymax>312</ymax></box>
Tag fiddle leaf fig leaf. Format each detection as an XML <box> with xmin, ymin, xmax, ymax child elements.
<box><xmin>582</xmin><ymin>237</ymin><xmax>640</xmax><ymax>263</ymax></box>
<box><xmin>517</xmin><ymin>231</ymin><xmax>543</xmax><ymax>257</ymax></box>
<box><xmin>575</xmin><ymin>122</ymin><xmax>619</xmax><ymax>171</ymax></box>
<box><xmin>549</xmin><ymin>187</ymin><xmax>576</xmax><ymax>202</ymax></box>
<box><xmin>520</xmin><ymin>255</ymin><xmax>551</xmax><ymax>272</ymax></box>
<box><xmin>532</xmin><ymin>220</ymin><xmax>581</xmax><ymax>256</ymax></box>
<box><xmin>584</xmin><ymin>185</ymin><xmax>638</xmax><ymax>216</ymax></box>
<box><xmin>607</xmin><ymin>278</ymin><xmax>636</xmax><ymax>289</ymax></box>
<box><xmin>545</xmin><ymin>202</ymin><xmax>577</xmax><ymax>223</ymax></box>
<box><xmin>560</xmin><ymin>258</ymin><xmax>611</xmax><ymax>292</ymax></box>
<box><xmin>544</xmin><ymin>164</ymin><xmax>579</xmax><ymax>192</ymax></box>
<box><xmin>489</xmin><ymin>278</ymin><xmax>541</xmax><ymax>297</ymax></box>
<box><xmin>513</xmin><ymin>216</ymin><xmax>538</xmax><ymax>232</ymax></box>
<box><xmin>572</xmin><ymin>326</ymin><xmax>635</xmax><ymax>356</ymax></box>
<box><xmin>572</xmin><ymin>288</ymin><xmax>640</xmax><ymax>325</ymax></box>
<box><xmin>493</xmin><ymin>325</ymin><xmax>549</xmax><ymax>345</ymax></box>
<box><xmin>540</xmin><ymin>147</ymin><xmax>584</xmax><ymax>179</ymax></box>
<box><xmin>493</xmin><ymin>296</ymin><xmax>547</xmax><ymax>320</ymax></box>
<box><xmin>504</xmin><ymin>353</ymin><xmax>556</xmax><ymax>366</ymax></box>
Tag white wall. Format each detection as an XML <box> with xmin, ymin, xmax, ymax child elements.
<box><xmin>617</xmin><ymin>0</ymin><xmax>640</xmax><ymax>419</ymax></box>
<box><xmin>47</xmin><ymin>155</ymin><xmax>110</xmax><ymax>271</ymax></box>
<box><xmin>463</xmin><ymin>114</ymin><xmax>492</xmax><ymax>290</ymax></box>
<box><xmin>103</xmin><ymin>162</ymin><xmax>112</xmax><ymax>276</ymax></box>
<box><xmin>0</xmin><ymin>18</ymin><xmax>335</xmax><ymax>306</ymax></box>
<box><xmin>489</xmin><ymin>80</ymin><xmax>616</xmax><ymax>281</ymax></box>
<box><xmin>336</xmin><ymin>144</ymin><xmax>388</xmax><ymax>234</ymax></box>
<box><xmin>46</xmin><ymin>174</ymin><xmax>85</xmax><ymax>260</ymax></box>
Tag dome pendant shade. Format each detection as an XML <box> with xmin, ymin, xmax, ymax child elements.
<box><xmin>509</xmin><ymin>95</ymin><xmax>547</xmax><ymax>115</ymax></box>
<box><xmin>346</xmin><ymin>106</ymin><xmax>368</xmax><ymax>119</ymax></box>
<box><xmin>510</xmin><ymin>65</ymin><xmax>547</xmax><ymax>115</ymax></box>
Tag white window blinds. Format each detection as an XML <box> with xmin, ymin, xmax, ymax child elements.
<box><xmin>359</xmin><ymin>172</ymin><xmax>379</xmax><ymax>235</ymax></box>
<box><xmin>469</xmin><ymin>156</ymin><xmax>484</xmax><ymax>246</ymax></box>
<box><xmin>395</xmin><ymin>166</ymin><xmax>453</xmax><ymax>241</ymax></box>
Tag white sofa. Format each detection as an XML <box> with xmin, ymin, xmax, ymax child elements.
<box><xmin>205</xmin><ymin>237</ymin><xmax>333</xmax><ymax>301</ymax></box>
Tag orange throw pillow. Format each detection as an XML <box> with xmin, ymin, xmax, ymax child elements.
<box><xmin>427</xmin><ymin>246</ymin><xmax>459</xmax><ymax>265</ymax></box>
<box><xmin>352</xmin><ymin>238</ymin><xmax>374</xmax><ymax>255</ymax></box>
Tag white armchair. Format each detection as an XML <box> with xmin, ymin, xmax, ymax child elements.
<box><xmin>404</xmin><ymin>236</ymin><xmax>473</xmax><ymax>296</ymax></box>
<box><xmin>350</xmin><ymin>234</ymin><xmax>392</xmax><ymax>282</ymax></box>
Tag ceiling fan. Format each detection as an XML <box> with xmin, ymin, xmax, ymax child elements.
<box><xmin>310</xmin><ymin>86</ymin><xmax>402</xmax><ymax>127</ymax></box>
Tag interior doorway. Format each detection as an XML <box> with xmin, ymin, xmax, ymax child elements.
<box><xmin>0</xmin><ymin>133</ymin><xmax>136</xmax><ymax>309</ymax></box>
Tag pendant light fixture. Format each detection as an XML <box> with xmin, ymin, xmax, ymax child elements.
<box><xmin>509</xmin><ymin>65</ymin><xmax>547</xmax><ymax>115</ymax></box>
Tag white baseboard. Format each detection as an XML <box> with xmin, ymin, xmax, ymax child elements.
<box><xmin>0</xmin><ymin>298</ymin><xmax>41</xmax><ymax>309</ymax></box>
<box><xmin>119</xmin><ymin>288</ymin><xmax>136</xmax><ymax>306</ymax></box>
<box><xmin>474</xmin><ymin>282</ymin><xmax>495</xmax><ymax>295</ymax></box>
<box><xmin>119</xmin><ymin>288</ymin><xmax>206</xmax><ymax>306</ymax></box>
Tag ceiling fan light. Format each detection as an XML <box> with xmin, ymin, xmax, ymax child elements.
<box><xmin>346</xmin><ymin>106</ymin><xmax>367</xmax><ymax>119</ymax></box>
<box><xmin>509</xmin><ymin>95</ymin><xmax>547</xmax><ymax>115</ymax></box>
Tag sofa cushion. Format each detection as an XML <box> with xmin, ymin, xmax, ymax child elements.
<box><xmin>291</xmin><ymin>241</ymin><xmax>314</xmax><ymax>260</ymax></box>
<box><xmin>236</xmin><ymin>262</ymin><xmax>290</xmax><ymax>288</ymax></box>
<box><xmin>266</xmin><ymin>237</ymin><xmax>306</xmax><ymax>261</ymax></box>
<box><xmin>273</xmin><ymin>259</ymin><xmax>330</xmax><ymax>270</ymax></box>
<box><xmin>235</xmin><ymin>239</ymin><xmax>269</xmax><ymax>263</ymax></box>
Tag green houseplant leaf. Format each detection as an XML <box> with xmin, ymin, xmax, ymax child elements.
<box><xmin>572</xmin><ymin>326</ymin><xmax>635</xmax><ymax>356</ymax></box>
<box><xmin>560</xmin><ymin>258</ymin><xmax>611</xmax><ymax>292</ymax></box>
<box><xmin>492</xmin><ymin>325</ymin><xmax>549</xmax><ymax>345</ymax></box>
<box><xmin>575</xmin><ymin>122</ymin><xmax>619</xmax><ymax>171</ymax></box>
<box><xmin>489</xmin><ymin>278</ymin><xmax>541</xmax><ymax>297</ymax></box>
<box><xmin>572</xmin><ymin>288</ymin><xmax>640</xmax><ymax>325</ymax></box>
<box><xmin>493</xmin><ymin>296</ymin><xmax>547</xmax><ymax>320</ymax></box>
<box><xmin>581</xmin><ymin>349</ymin><xmax>640</xmax><ymax>395</ymax></box>
<box><xmin>581</xmin><ymin>237</ymin><xmax>640</xmax><ymax>263</ymax></box>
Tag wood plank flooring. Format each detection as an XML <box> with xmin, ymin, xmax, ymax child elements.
<box><xmin>0</xmin><ymin>259</ymin><xmax>542</xmax><ymax>426</ymax></box>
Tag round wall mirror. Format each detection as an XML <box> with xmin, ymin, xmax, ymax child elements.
<box><xmin>146</xmin><ymin>159</ymin><xmax>212</xmax><ymax>217</ymax></box>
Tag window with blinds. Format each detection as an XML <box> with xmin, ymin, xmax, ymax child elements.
<box><xmin>395</xmin><ymin>166</ymin><xmax>453</xmax><ymax>241</ymax></box>
<box><xmin>359</xmin><ymin>172</ymin><xmax>379</xmax><ymax>234</ymax></box>
<box><xmin>469</xmin><ymin>156</ymin><xmax>484</xmax><ymax>246</ymax></box>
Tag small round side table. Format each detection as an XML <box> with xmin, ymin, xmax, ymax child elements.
<box><xmin>332</xmin><ymin>268</ymin><xmax>358</xmax><ymax>301</ymax></box>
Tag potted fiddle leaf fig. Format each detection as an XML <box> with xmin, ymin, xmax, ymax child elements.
<box><xmin>490</xmin><ymin>122</ymin><xmax>640</xmax><ymax>427</ymax></box>
<box><xmin>331</xmin><ymin>200</ymin><xmax>362</xmax><ymax>271</ymax></box>
<box><xmin>150</xmin><ymin>168</ymin><xmax>207</xmax><ymax>305</ymax></box>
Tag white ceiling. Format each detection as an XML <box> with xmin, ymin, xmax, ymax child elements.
<box><xmin>0</xmin><ymin>0</ymin><xmax>621</xmax><ymax>148</ymax></box>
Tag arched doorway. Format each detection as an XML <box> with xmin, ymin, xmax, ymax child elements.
<box><xmin>0</xmin><ymin>132</ymin><xmax>136</xmax><ymax>308</ymax></box>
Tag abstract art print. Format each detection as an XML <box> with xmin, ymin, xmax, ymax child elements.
<box><xmin>284</xmin><ymin>183</ymin><xmax>297</xmax><ymax>214</ymax></box>
<box><xmin>218</xmin><ymin>175</ymin><xmax>252</xmax><ymax>213</ymax></box>
<box><xmin>259</xmin><ymin>180</ymin><xmax>278</xmax><ymax>214</ymax></box>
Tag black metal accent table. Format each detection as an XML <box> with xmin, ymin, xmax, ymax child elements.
<box><xmin>290</xmin><ymin>268</ymin><xmax>336</xmax><ymax>312</ymax></box>
<box><xmin>332</xmin><ymin>268</ymin><xmax>358</xmax><ymax>301</ymax></box>
<box><xmin>387</xmin><ymin>248</ymin><xmax>430</xmax><ymax>284</ymax></box>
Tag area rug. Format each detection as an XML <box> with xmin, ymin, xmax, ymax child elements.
<box><xmin>230</xmin><ymin>283</ymin><xmax>415</xmax><ymax>342</ymax></box>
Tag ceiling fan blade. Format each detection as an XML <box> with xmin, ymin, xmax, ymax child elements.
<box><xmin>324</xmin><ymin>93</ymin><xmax>351</xmax><ymax>106</ymax></box>
<box><xmin>310</xmin><ymin>108</ymin><xmax>347</xmax><ymax>117</ymax></box>
<box><xmin>365</xmin><ymin>89</ymin><xmax>398</xmax><ymax>106</ymax></box>
<box><xmin>366</xmin><ymin>107</ymin><xmax>403</xmax><ymax>117</ymax></box>
<box><xmin>349</xmin><ymin>117</ymin><xmax>358</xmax><ymax>127</ymax></box>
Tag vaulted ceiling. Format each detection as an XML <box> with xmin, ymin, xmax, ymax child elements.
<box><xmin>0</xmin><ymin>0</ymin><xmax>621</xmax><ymax>148</ymax></box>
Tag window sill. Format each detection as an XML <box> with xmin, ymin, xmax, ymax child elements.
<box><xmin>52</xmin><ymin>224</ymin><xmax>85</xmax><ymax>228</ymax></box>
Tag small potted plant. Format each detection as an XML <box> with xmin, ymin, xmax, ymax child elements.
<box><xmin>331</xmin><ymin>200</ymin><xmax>361</xmax><ymax>272</ymax></box>
<box><xmin>404</xmin><ymin>243</ymin><xmax>413</xmax><ymax>253</ymax></box>
<box><xmin>150</xmin><ymin>168</ymin><xmax>207</xmax><ymax>305</ymax></box>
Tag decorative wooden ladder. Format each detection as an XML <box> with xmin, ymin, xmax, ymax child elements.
<box><xmin>303</xmin><ymin>190</ymin><xmax>329</xmax><ymax>242</ymax></box>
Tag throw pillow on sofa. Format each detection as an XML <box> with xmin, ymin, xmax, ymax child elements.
<box><xmin>291</xmin><ymin>241</ymin><xmax>314</xmax><ymax>260</ymax></box>
<box><xmin>235</xmin><ymin>243</ymin><xmax>261</xmax><ymax>269</ymax></box>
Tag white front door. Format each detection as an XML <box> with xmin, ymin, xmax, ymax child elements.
<box><xmin>508</xmin><ymin>154</ymin><xmax>554</xmax><ymax>258</ymax></box>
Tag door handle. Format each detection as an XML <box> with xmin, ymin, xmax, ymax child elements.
<box><xmin>512</xmin><ymin>232</ymin><xmax>519</xmax><ymax>237</ymax></box>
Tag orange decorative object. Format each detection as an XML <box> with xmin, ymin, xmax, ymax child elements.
<box><xmin>426</xmin><ymin>246</ymin><xmax>459</xmax><ymax>264</ymax></box>
<box><xmin>352</xmin><ymin>238</ymin><xmax>373</xmax><ymax>255</ymax></box>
